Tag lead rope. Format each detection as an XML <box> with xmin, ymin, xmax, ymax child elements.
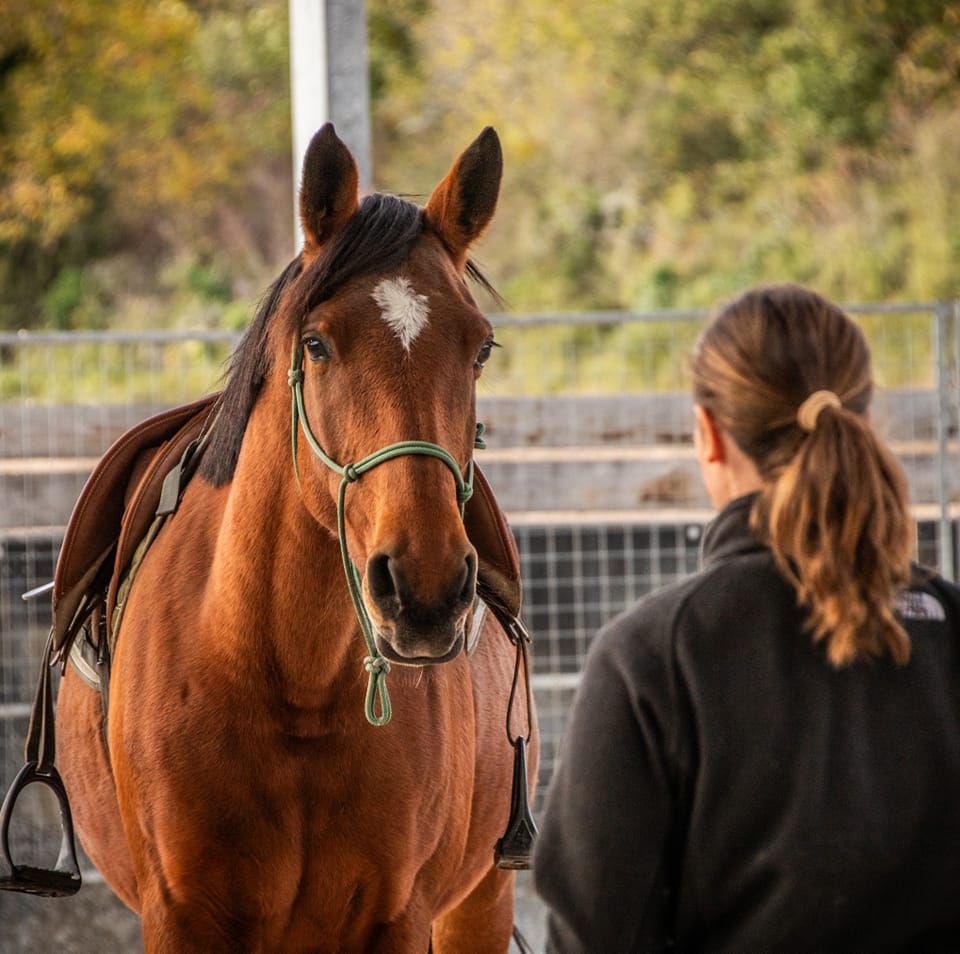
<box><xmin>289</xmin><ymin>340</ymin><xmax>483</xmax><ymax>726</ymax></box>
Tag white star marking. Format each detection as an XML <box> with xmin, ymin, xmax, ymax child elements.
<box><xmin>371</xmin><ymin>277</ymin><xmax>430</xmax><ymax>351</ymax></box>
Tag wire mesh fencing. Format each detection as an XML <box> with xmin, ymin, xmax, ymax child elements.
<box><xmin>0</xmin><ymin>303</ymin><xmax>958</xmax><ymax>878</ymax></box>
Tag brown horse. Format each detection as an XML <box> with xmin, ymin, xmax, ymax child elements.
<box><xmin>55</xmin><ymin>125</ymin><xmax>538</xmax><ymax>952</ymax></box>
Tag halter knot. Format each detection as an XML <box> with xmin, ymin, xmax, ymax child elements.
<box><xmin>287</xmin><ymin>368</ymin><xmax>304</xmax><ymax>388</ymax></box>
<box><xmin>343</xmin><ymin>463</ymin><xmax>361</xmax><ymax>483</ymax></box>
<box><xmin>474</xmin><ymin>422</ymin><xmax>487</xmax><ymax>450</ymax></box>
<box><xmin>363</xmin><ymin>654</ymin><xmax>391</xmax><ymax>676</ymax></box>
<box><xmin>458</xmin><ymin>485</ymin><xmax>474</xmax><ymax>505</ymax></box>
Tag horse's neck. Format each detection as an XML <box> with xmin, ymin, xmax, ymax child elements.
<box><xmin>205</xmin><ymin>397</ymin><xmax>360</xmax><ymax>701</ymax></box>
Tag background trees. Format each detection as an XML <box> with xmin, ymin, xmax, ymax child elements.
<box><xmin>1</xmin><ymin>0</ymin><xmax>958</xmax><ymax>330</ymax></box>
<box><xmin>0</xmin><ymin>0</ymin><xmax>290</xmax><ymax>330</ymax></box>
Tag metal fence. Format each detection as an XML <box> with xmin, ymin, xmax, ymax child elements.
<box><xmin>1</xmin><ymin>303</ymin><xmax>959</xmax><ymax>885</ymax></box>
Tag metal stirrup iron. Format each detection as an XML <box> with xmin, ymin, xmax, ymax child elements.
<box><xmin>0</xmin><ymin>630</ymin><xmax>82</xmax><ymax>897</ymax></box>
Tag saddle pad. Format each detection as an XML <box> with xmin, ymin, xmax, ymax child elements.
<box><xmin>52</xmin><ymin>394</ymin><xmax>220</xmax><ymax>654</ymax></box>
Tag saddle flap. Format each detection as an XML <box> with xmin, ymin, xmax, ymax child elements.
<box><xmin>105</xmin><ymin>406</ymin><xmax>216</xmax><ymax>627</ymax></box>
<box><xmin>52</xmin><ymin>394</ymin><xmax>220</xmax><ymax>653</ymax></box>
<box><xmin>465</xmin><ymin>464</ymin><xmax>522</xmax><ymax>618</ymax></box>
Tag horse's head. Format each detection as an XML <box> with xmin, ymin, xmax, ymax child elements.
<box><xmin>278</xmin><ymin>125</ymin><xmax>502</xmax><ymax>665</ymax></box>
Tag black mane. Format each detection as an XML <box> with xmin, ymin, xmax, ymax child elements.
<box><xmin>199</xmin><ymin>193</ymin><xmax>496</xmax><ymax>486</ymax></box>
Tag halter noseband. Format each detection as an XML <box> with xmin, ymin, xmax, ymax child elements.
<box><xmin>288</xmin><ymin>338</ymin><xmax>485</xmax><ymax>726</ymax></box>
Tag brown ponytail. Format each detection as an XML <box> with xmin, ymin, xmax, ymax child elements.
<box><xmin>692</xmin><ymin>284</ymin><xmax>914</xmax><ymax>666</ymax></box>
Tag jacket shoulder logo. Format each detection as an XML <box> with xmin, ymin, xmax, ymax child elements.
<box><xmin>894</xmin><ymin>590</ymin><xmax>946</xmax><ymax>622</ymax></box>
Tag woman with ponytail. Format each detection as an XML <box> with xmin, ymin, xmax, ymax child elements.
<box><xmin>534</xmin><ymin>284</ymin><xmax>960</xmax><ymax>952</ymax></box>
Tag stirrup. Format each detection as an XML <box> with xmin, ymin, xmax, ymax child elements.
<box><xmin>495</xmin><ymin>624</ymin><xmax>538</xmax><ymax>870</ymax></box>
<box><xmin>495</xmin><ymin>735</ymin><xmax>538</xmax><ymax>870</ymax></box>
<box><xmin>0</xmin><ymin>629</ymin><xmax>82</xmax><ymax>897</ymax></box>
<box><xmin>0</xmin><ymin>762</ymin><xmax>81</xmax><ymax>897</ymax></box>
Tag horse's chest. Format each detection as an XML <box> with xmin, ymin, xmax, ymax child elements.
<box><xmin>212</xmin><ymin>716</ymin><xmax>464</xmax><ymax>848</ymax></box>
<box><xmin>221</xmin><ymin>735</ymin><xmax>469</xmax><ymax>942</ymax></box>
<box><xmin>123</xmin><ymin>664</ymin><xmax>488</xmax><ymax>940</ymax></box>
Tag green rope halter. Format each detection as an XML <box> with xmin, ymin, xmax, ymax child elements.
<box><xmin>288</xmin><ymin>339</ymin><xmax>484</xmax><ymax>726</ymax></box>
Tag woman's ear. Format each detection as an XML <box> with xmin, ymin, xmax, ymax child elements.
<box><xmin>694</xmin><ymin>405</ymin><xmax>726</xmax><ymax>465</ymax></box>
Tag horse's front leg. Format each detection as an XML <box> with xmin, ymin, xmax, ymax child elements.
<box><xmin>431</xmin><ymin>865</ymin><xmax>516</xmax><ymax>954</ymax></box>
<box><xmin>364</xmin><ymin>907</ymin><xmax>434</xmax><ymax>954</ymax></box>
<box><xmin>139</xmin><ymin>890</ymin><xmax>262</xmax><ymax>954</ymax></box>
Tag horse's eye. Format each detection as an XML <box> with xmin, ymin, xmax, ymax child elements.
<box><xmin>303</xmin><ymin>336</ymin><xmax>331</xmax><ymax>362</ymax></box>
<box><xmin>475</xmin><ymin>338</ymin><xmax>497</xmax><ymax>370</ymax></box>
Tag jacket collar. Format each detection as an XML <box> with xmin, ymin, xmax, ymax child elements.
<box><xmin>701</xmin><ymin>492</ymin><xmax>768</xmax><ymax>568</ymax></box>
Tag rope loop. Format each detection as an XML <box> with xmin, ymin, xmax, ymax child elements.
<box><xmin>474</xmin><ymin>422</ymin><xmax>487</xmax><ymax>450</ymax></box>
<box><xmin>363</xmin><ymin>655</ymin><xmax>393</xmax><ymax>725</ymax></box>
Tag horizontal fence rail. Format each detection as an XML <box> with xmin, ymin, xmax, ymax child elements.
<box><xmin>1</xmin><ymin>304</ymin><xmax>958</xmax><ymax>884</ymax></box>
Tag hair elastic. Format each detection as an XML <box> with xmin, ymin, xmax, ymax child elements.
<box><xmin>797</xmin><ymin>390</ymin><xmax>842</xmax><ymax>431</ymax></box>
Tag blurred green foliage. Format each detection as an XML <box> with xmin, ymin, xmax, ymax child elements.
<box><xmin>0</xmin><ymin>0</ymin><xmax>958</xmax><ymax>334</ymax></box>
<box><xmin>0</xmin><ymin>338</ymin><xmax>235</xmax><ymax>401</ymax></box>
<box><xmin>375</xmin><ymin>0</ymin><xmax>960</xmax><ymax>311</ymax></box>
<box><xmin>0</xmin><ymin>0</ymin><xmax>291</xmax><ymax>330</ymax></box>
<box><xmin>41</xmin><ymin>265</ymin><xmax>109</xmax><ymax>328</ymax></box>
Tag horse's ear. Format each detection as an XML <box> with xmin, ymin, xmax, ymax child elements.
<box><xmin>299</xmin><ymin>123</ymin><xmax>360</xmax><ymax>252</ymax></box>
<box><xmin>424</xmin><ymin>127</ymin><xmax>502</xmax><ymax>268</ymax></box>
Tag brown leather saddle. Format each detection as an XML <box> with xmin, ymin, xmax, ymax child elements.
<box><xmin>52</xmin><ymin>394</ymin><xmax>220</xmax><ymax>670</ymax></box>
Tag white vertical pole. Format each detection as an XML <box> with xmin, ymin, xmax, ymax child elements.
<box><xmin>953</xmin><ymin>299</ymin><xmax>960</xmax><ymax>579</ymax></box>
<box><xmin>325</xmin><ymin>0</ymin><xmax>372</xmax><ymax>191</ymax></box>
<box><xmin>289</xmin><ymin>0</ymin><xmax>329</xmax><ymax>247</ymax></box>
<box><xmin>935</xmin><ymin>303</ymin><xmax>956</xmax><ymax>581</ymax></box>
<box><xmin>288</xmin><ymin>0</ymin><xmax>373</xmax><ymax>251</ymax></box>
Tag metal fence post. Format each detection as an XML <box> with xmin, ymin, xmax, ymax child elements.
<box><xmin>289</xmin><ymin>0</ymin><xmax>373</xmax><ymax>249</ymax></box>
<box><xmin>935</xmin><ymin>302</ymin><xmax>956</xmax><ymax>581</ymax></box>
<box><xmin>953</xmin><ymin>298</ymin><xmax>960</xmax><ymax>578</ymax></box>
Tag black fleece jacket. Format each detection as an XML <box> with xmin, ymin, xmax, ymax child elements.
<box><xmin>534</xmin><ymin>494</ymin><xmax>960</xmax><ymax>953</ymax></box>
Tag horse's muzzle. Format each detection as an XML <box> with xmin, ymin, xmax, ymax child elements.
<box><xmin>364</xmin><ymin>548</ymin><xmax>476</xmax><ymax>662</ymax></box>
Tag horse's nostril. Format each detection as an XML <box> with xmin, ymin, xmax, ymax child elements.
<box><xmin>459</xmin><ymin>552</ymin><xmax>477</xmax><ymax>606</ymax></box>
<box><xmin>367</xmin><ymin>553</ymin><xmax>399</xmax><ymax>610</ymax></box>
<box><xmin>368</xmin><ymin>548</ymin><xmax>475</xmax><ymax>623</ymax></box>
